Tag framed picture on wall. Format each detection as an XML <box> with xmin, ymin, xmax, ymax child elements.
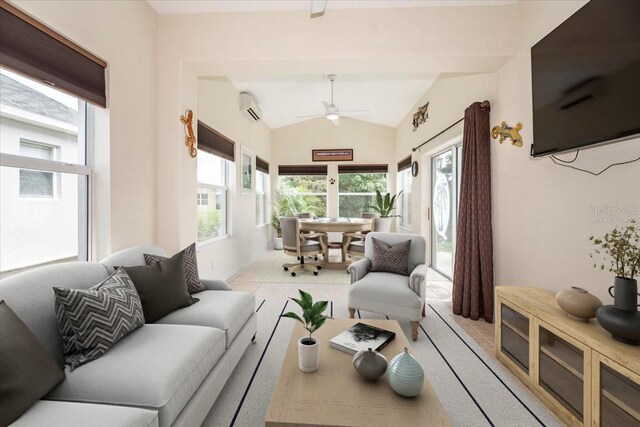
<box><xmin>241</xmin><ymin>145</ymin><xmax>255</xmax><ymax>195</ymax></box>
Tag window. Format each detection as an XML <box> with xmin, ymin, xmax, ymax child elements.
<box><xmin>0</xmin><ymin>67</ymin><xmax>90</xmax><ymax>278</ymax></box>
<box><xmin>196</xmin><ymin>193</ymin><xmax>208</xmax><ymax>206</ymax></box>
<box><xmin>338</xmin><ymin>168</ymin><xmax>387</xmax><ymax>218</ymax></box>
<box><xmin>397</xmin><ymin>168</ymin><xmax>412</xmax><ymax>228</ymax></box>
<box><xmin>196</xmin><ymin>150</ymin><xmax>227</xmax><ymax>243</ymax></box>
<box><xmin>256</xmin><ymin>171</ymin><xmax>269</xmax><ymax>226</ymax></box>
<box><xmin>279</xmin><ymin>175</ymin><xmax>327</xmax><ymax>218</ymax></box>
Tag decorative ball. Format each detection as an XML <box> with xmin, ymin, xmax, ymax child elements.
<box><xmin>388</xmin><ymin>347</ymin><xmax>424</xmax><ymax>397</ymax></box>
<box><xmin>353</xmin><ymin>348</ymin><xmax>387</xmax><ymax>380</ymax></box>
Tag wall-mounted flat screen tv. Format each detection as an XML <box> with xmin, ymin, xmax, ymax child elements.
<box><xmin>531</xmin><ymin>0</ymin><xmax>640</xmax><ymax>157</ymax></box>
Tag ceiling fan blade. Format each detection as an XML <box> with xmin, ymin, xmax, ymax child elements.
<box><xmin>296</xmin><ymin>113</ymin><xmax>325</xmax><ymax>119</ymax></box>
<box><xmin>330</xmin><ymin>116</ymin><xmax>340</xmax><ymax>127</ymax></box>
<box><xmin>339</xmin><ymin>109</ymin><xmax>371</xmax><ymax>113</ymax></box>
<box><xmin>310</xmin><ymin>0</ymin><xmax>327</xmax><ymax>18</ymax></box>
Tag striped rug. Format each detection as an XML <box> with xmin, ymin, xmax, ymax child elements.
<box><xmin>203</xmin><ymin>299</ymin><xmax>561</xmax><ymax>427</ymax></box>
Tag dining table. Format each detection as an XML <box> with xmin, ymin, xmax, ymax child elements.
<box><xmin>299</xmin><ymin>218</ymin><xmax>372</xmax><ymax>270</ymax></box>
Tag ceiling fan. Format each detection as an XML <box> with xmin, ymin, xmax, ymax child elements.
<box><xmin>296</xmin><ymin>74</ymin><xmax>371</xmax><ymax>127</ymax></box>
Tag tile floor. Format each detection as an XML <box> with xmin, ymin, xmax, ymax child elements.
<box><xmin>228</xmin><ymin>249</ymin><xmax>496</xmax><ymax>357</ymax></box>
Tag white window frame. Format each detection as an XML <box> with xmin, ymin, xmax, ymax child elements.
<box><xmin>18</xmin><ymin>140</ymin><xmax>58</xmax><ymax>198</ymax></box>
<box><xmin>0</xmin><ymin>101</ymin><xmax>92</xmax><ymax>264</ymax></box>
<box><xmin>337</xmin><ymin>172</ymin><xmax>388</xmax><ymax>218</ymax></box>
<box><xmin>196</xmin><ymin>151</ymin><xmax>229</xmax><ymax>246</ymax></box>
<box><xmin>397</xmin><ymin>168</ymin><xmax>412</xmax><ymax>229</ymax></box>
<box><xmin>255</xmin><ymin>170</ymin><xmax>269</xmax><ymax>227</ymax></box>
<box><xmin>196</xmin><ymin>192</ymin><xmax>208</xmax><ymax>206</ymax></box>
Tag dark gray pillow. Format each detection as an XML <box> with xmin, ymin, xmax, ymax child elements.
<box><xmin>371</xmin><ymin>237</ymin><xmax>412</xmax><ymax>276</ymax></box>
<box><xmin>125</xmin><ymin>250</ymin><xmax>197</xmax><ymax>323</ymax></box>
<box><xmin>0</xmin><ymin>300</ymin><xmax>65</xmax><ymax>425</ymax></box>
<box><xmin>144</xmin><ymin>243</ymin><xmax>205</xmax><ymax>294</ymax></box>
<box><xmin>53</xmin><ymin>268</ymin><xmax>145</xmax><ymax>370</ymax></box>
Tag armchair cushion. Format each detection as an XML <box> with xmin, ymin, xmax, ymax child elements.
<box><xmin>200</xmin><ymin>279</ymin><xmax>232</xmax><ymax>291</ymax></box>
<box><xmin>348</xmin><ymin>272</ymin><xmax>422</xmax><ymax>321</ymax></box>
<box><xmin>371</xmin><ymin>237</ymin><xmax>411</xmax><ymax>276</ymax></box>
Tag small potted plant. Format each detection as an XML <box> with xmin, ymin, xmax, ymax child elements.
<box><xmin>281</xmin><ymin>290</ymin><xmax>331</xmax><ymax>372</ymax></box>
<box><xmin>367</xmin><ymin>190</ymin><xmax>403</xmax><ymax>232</ymax></box>
<box><xmin>589</xmin><ymin>220</ymin><xmax>640</xmax><ymax>344</ymax></box>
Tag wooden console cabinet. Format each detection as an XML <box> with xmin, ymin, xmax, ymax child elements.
<box><xmin>495</xmin><ymin>286</ymin><xmax>640</xmax><ymax>427</ymax></box>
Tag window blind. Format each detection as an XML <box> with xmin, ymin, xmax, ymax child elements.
<box><xmin>338</xmin><ymin>164</ymin><xmax>388</xmax><ymax>174</ymax></box>
<box><xmin>398</xmin><ymin>156</ymin><xmax>411</xmax><ymax>172</ymax></box>
<box><xmin>197</xmin><ymin>120</ymin><xmax>235</xmax><ymax>162</ymax></box>
<box><xmin>256</xmin><ymin>156</ymin><xmax>269</xmax><ymax>174</ymax></box>
<box><xmin>278</xmin><ymin>165</ymin><xmax>328</xmax><ymax>176</ymax></box>
<box><xmin>0</xmin><ymin>1</ymin><xmax>107</xmax><ymax>107</ymax></box>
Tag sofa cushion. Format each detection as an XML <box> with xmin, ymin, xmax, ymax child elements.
<box><xmin>46</xmin><ymin>324</ymin><xmax>225</xmax><ymax>427</ymax></box>
<box><xmin>53</xmin><ymin>268</ymin><xmax>145</xmax><ymax>370</ymax></box>
<box><xmin>125</xmin><ymin>251</ymin><xmax>197</xmax><ymax>323</ymax></box>
<box><xmin>12</xmin><ymin>400</ymin><xmax>159</xmax><ymax>427</ymax></box>
<box><xmin>0</xmin><ymin>301</ymin><xmax>65</xmax><ymax>426</ymax></box>
<box><xmin>348</xmin><ymin>272</ymin><xmax>422</xmax><ymax>320</ymax></box>
<box><xmin>371</xmin><ymin>237</ymin><xmax>411</xmax><ymax>275</ymax></box>
<box><xmin>144</xmin><ymin>243</ymin><xmax>206</xmax><ymax>294</ymax></box>
<box><xmin>155</xmin><ymin>291</ymin><xmax>254</xmax><ymax>348</ymax></box>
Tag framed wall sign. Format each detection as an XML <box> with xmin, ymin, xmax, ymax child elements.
<box><xmin>241</xmin><ymin>145</ymin><xmax>255</xmax><ymax>195</ymax></box>
<box><xmin>312</xmin><ymin>149</ymin><xmax>353</xmax><ymax>162</ymax></box>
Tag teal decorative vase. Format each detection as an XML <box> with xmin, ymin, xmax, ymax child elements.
<box><xmin>388</xmin><ymin>347</ymin><xmax>424</xmax><ymax>397</ymax></box>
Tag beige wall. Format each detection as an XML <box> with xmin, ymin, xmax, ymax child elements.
<box><xmin>272</xmin><ymin>117</ymin><xmax>396</xmax><ymax>218</ymax></box>
<box><xmin>197</xmin><ymin>78</ymin><xmax>272</xmax><ymax>279</ymax></box>
<box><xmin>491</xmin><ymin>0</ymin><xmax>640</xmax><ymax>303</ymax></box>
<box><xmin>14</xmin><ymin>0</ymin><xmax>158</xmax><ymax>261</ymax></box>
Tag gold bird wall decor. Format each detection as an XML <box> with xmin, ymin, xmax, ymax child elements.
<box><xmin>492</xmin><ymin>121</ymin><xmax>523</xmax><ymax>147</ymax></box>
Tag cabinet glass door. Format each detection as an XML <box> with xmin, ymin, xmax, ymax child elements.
<box><xmin>600</xmin><ymin>363</ymin><xmax>640</xmax><ymax>426</ymax></box>
<box><xmin>500</xmin><ymin>303</ymin><xmax>529</xmax><ymax>374</ymax></box>
<box><xmin>538</xmin><ymin>326</ymin><xmax>585</xmax><ymax>422</ymax></box>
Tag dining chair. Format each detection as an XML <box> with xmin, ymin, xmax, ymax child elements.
<box><xmin>344</xmin><ymin>213</ymin><xmax>379</xmax><ymax>259</ymax></box>
<box><xmin>279</xmin><ymin>217</ymin><xmax>325</xmax><ymax>277</ymax></box>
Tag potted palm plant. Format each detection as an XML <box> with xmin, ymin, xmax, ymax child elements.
<box><xmin>271</xmin><ymin>189</ymin><xmax>289</xmax><ymax>250</ymax></box>
<box><xmin>367</xmin><ymin>190</ymin><xmax>403</xmax><ymax>232</ymax></box>
<box><xmin>281</xmin><ymin>290</ymin><xmax>331</xmax><ymax>372</ymax></box>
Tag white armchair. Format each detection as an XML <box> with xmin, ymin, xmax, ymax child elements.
<box><xmin>346</xmin><ymin>232</ymin><xmax>428</xmax><ymax>341</ymax></box>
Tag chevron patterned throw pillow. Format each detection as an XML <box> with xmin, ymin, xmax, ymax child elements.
<box><xmin>144</xmin><ymin>243</ymin><xmax>206</xmax><ymax>294</ymax></box>
<box><xmin>371</xmin><ymin>237</ymin><xmax>412</xmax><ymax>276</ymax></box>
<box><xmin>53</xmin><ymin>268</ymin><xmax>145</xmax><ymax>370</ymax></box>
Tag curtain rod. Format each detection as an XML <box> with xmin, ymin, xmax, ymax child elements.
<box><xmin>412</xmin><ymin>100</ymin><xmax>490</xmax><ymax>152</ymax></box>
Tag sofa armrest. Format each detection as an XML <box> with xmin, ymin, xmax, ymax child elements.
<box><xmin>409</xmin><ymin>264</ymin><xmax>428</xmax><ymax>299</ymax></box>
<box><xmin>201</xmin><ymin>279</ymin><xmax>232</xmax><ymax>291</ymax></box>
<box><xmin>347</xmin><ymin>258</ymin><xmax>371</xmax><ymax>284</ymax></box>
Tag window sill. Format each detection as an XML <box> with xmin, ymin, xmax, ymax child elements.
<box><xmin>196</xmin><ymin>234</ymin><xmax>230</xmax><ymax>250</ymax></box>
<box><xmin>256</xmin><ymin>223</ymin><xmax>269</xmax><ymax>229</ymax></box>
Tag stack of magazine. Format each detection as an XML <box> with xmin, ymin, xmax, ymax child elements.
<box><xmin>329</xmin><ymin>322</ymin><xmax>396</xmax><ymax>355</ymax></box>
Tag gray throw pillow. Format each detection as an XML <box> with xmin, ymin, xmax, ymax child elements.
<box><xmin>125</xmin><ymin>250</ymin><xmax>197</xmax><ymax>323</ymax></box>
<box><xmin>53</xmin><ymin>268</ymin><xmax>145</xmax><ymax>370</ymax></box>
<box><xmin>144</xmin><ymin>243</ymin><xmax>206</xmax><ymax>294</ymax></box>
<box><xmin>371</xmin><ymin>237</ymin><xmax>412</xmax><ymax>276</ymax></box>
<box><xmin>0</xmin><ymin>300</ymin><xmax>65</xmax><ymax>425</ymax></box>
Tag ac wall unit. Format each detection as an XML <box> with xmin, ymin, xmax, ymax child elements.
<box><xmin>240</xmin><ymin>92</ymin><xmax>262</xmax><ymax>122</ymax></box>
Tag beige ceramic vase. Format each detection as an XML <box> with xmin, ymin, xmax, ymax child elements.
<box><xmin>555</xmin><ymin>286</ymin><xmax>603</xmax><ymax>321</ymax></box>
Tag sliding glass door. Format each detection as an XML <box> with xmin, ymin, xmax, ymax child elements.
<box><xmin>431</xmin><ymin>145</ymin><xmax>462</xmax><ymax>279</ymax></box>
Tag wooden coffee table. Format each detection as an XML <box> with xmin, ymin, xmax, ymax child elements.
<box><xmin>265</xmin><ymin>318</ymin><xmax>451</xmax><ymax>426</ymax></box>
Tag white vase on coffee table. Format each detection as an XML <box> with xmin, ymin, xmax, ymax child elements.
<box><xmin>298</xmin><ymin>337</ymin><xmax>319</xmax><ymax>373</ymax></box>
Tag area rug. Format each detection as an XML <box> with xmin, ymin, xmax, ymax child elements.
<box><xmin>250</xmin><ymin>253</ymin><xmax>351</xmax><ymax>285</ymax></box>
<box><xmin>203</xmin><ymin>299</ymin><xmax>561</xmax><ymax>427</ymax></box>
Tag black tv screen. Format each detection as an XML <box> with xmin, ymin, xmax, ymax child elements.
<box><xmin>531</xmin><ymin>0</ymin><xmax>640</xmax><ymax>157</ymax></box>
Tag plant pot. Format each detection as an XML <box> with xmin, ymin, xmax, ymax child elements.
<box><xmin>298</xmin><ymin>337</ymin><xmax>319</xmax><ymax>373</ymax></box>
<box><xmin>596</xmin><ymin>305</ymin><xmax>640</xmax><ymax>345</ymax></box>
<box><xmin>555</xmin><ymin>286</ymin><xmax>603</xmax><ymax>321</ymax></box>
<box><xmin>375</xmin><ymin>217</ymin><xmax>394</xmax><ymax>233</ymax></box>
<box><xmin>608</xmin><ymin>277</ymin><xmax>639</xmax><ymax>312</ymax></box>
<box><xmin>274</xmin><ymin>237</ymin><xmax>283</xmax><ymax>250</ymax></box>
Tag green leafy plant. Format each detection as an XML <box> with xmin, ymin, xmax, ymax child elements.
<box><xmin>367</xmin><ymin>190</ymin><xmax>403</xmax><ymax>217</ymax></box>
<box><xmin>280</xmin><ymin>290</ymin><xmax>331</xmax><ymax>344</ymax></box>
<box><xmin>589</xmin><ymin>220</ymin><xmax>640</xmax><ymax>279</ymax></box>
<box><xmin>271</xmin><ymin>188</ymin><xmax>290</xmax><ymax>238</ymax></box>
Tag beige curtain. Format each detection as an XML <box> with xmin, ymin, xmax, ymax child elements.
<box><xmin>452</xmin><ymin>101</ymin><xmax>494</xmax><ymax>322</ymax></box>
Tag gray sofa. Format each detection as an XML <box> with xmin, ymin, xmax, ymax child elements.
<box><xmin>0</xmin><ymin>245</ymin><xmax>257</xmax><ymax>427</ymax></box>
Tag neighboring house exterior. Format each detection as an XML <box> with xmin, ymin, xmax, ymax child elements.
<box><xmin>0</xmin><ymin>73</ymin><xmax>80</xmax><ymax>277</ymax></box>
